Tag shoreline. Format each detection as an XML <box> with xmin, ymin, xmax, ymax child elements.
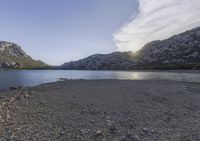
<box><xmin>0</xmin><ymin>80</ymin><xmax>200</xmax><ymax>140</ymax></box>
<box><xmin>1</xmin><ymin>69</ymin><xmax>200</xmax><ymax>92</ymax></box>
<box><xmin>1</xmin><ymin>69</ymin><xmax>200</xmax><ymax>73</ymax></box>
<box><xmin>1</xmin><ymin>77</ymin><xmax>200</xmax><ymax>93</ymax></box>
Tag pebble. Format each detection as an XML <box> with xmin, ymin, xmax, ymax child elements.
<box><xmin>10</xmin><ymin>97</ymin><xmax>16</xmax><ymax>102</ymax></box>
<box><xmin>142</xmin><ymin>128</ymin><xmax>148</xmax><ymax>133</ymax></box>
<box><xmin>94</xmin><ymin>130</ymin><xmax>103</xmax><ymax>138</ymax></box>
<box><xmin>109</xmin><ymin>125</ymin><xmax>117</xmax><ymax>133</ymax></box>
<box><xmin>133</xmin><ymin>135</ymin><xmax>141</xmax><ymax>141</ymax></box>
<box><xmin>119</xmin><ymin>134</ymin><xmax>141</xmax><ymax>141</ymax></box>
<box><xmin>1</xmin><ymin>101</ymin><xmax>6</xmax><ymax>106</ymax></box>
<box><xmin>6</xmin><ymin>111</ymin><xmax>10</xmax><ymax>119</ymax></box>
<box><xmin>15</xmin><ymin>96</ymin><xmax>21</xmax><ymax>100</ymax></box>
<box><xmin>0</xmin><ymin>96</ymin><xmax>6</xmax><ymax>100</ymax></box>
<box><xmin>41</xmin><ymin>101</ymin><xmax>47</xmax><ymax>106</ymax></box>
<box><xmin>91</xmin><ymin>119</ymin><xmax>95</xmax><ymax>123</ymax></box>
<box><xmin>106</xmin><ymin>119</ymin><xmax>112</xmax><ymax>126</ymax></box>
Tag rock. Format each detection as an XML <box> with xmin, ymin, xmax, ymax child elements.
<box><xmin>41</xmin><ymin>101</ymin><xmax>47</xmax><ymax>106</ymax></box>
<box><xmin>22</xmin><ymin>93</ymin><xmax>30</xmax><ymax>99</ymax></box>
<box><xmin>9</xmin><ymin>97</ymin><xmax>16</xmax><ymax>102</ymax></box>
<box><xmin>106</xmin><ymin>119</ymin><xmax>112</xmax><ymax>126</ymax></box>
<box><xmin>90</xmin><ymin>119</ymin><xmax>95</xmax><ymax>123</ymax></box>
<box><xmin>1</xmin><ymin>101</ymin><xmax>7</xmax><ymax>106</ymax></box>
<box><xmin>15</xmin><ymin>95</ymin><xmax>21</xmax><ymax>100</ymax></box>
<box><xmin>109</xmin><ymin>125</ymin><xmax>117</xmax><ymax>134</ymax></box>
<box><xmin>118</xmin><ymin>134</ymin><xmax>140</xmax><ymax>141</ymax></box>
<box><xmin>94</xmin><ymin>130</ymin><xmax>103</xmax><ymax>139</ymax></box>
<box><xmin>6</xmin><ymin>110</ymin><xmax>10</xmax><ymax>119</ymax></box>
<box><xmin>142</xmin><ymin>128</ymin><xmax>148</xmax><ymax>133</ymax></box>
<box><xmin>133</xmin><ymin>135</ymin><xmax>140</xmax><ymax>141</ymax></box>
<box><xmin>0</xmin><ymin>96</ymin><xmax>6</xmax><ymax>100</ymax></box>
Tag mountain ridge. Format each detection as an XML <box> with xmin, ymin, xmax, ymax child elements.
<box><xmin>1</xmin><ymin>26</ymin><xmax>200</xmax><ymax>70</ymax></box>
<box><xmin>60</xmin><ymin>27</ymin><xmax>200</xmax><ymax>70</ymax></box>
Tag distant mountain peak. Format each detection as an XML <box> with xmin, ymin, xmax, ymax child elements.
<box><xmin>0</xmin><ymin>41</ymin><xmax>48</xmax><ymax>69</ymax></box>
<box><xmin>0</xmin><ymin>41</ymin><xmax>29</xmax><ymax>58</ymax></box>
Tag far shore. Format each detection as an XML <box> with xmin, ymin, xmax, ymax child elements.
<box><xmin>0</xmin><ymin>79</ymin><xmax>200</xmax><ymax>140</ymax></box>
<box><xmin>0</xmin><ymin>68</ymin><xmax>200</xmax><ymax>73</ymax></box>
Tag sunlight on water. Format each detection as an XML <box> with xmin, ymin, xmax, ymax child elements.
<box><xmin>0</xmin><ymin>70</ymin><xmax>199</xmax><ymax>90</ymax></box>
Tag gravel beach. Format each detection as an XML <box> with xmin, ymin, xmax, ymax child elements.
<box><xmin>0</xmin><ymin>80</ymin><xmax>200</xmax><ymax>141</ymax></box>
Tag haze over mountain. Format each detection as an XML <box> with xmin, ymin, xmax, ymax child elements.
<box><xmin>0</xmin><ymin>41</ymin><xmax>47</xmax><ymax>69</ymax></box>
<box><xmin>60</xmin><ymin>27</ymin><xmax>200</xmax><ymax>70</ymax></box>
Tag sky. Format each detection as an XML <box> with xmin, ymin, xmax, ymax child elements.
<box><xmin>0</xmin><ymin>0</ymin><xmax>138</xmax><ymax>65</ymax></box>
<box><xmin>114</xmin><ymin>0</ymin><xmax>200</xmax><ymax>52</ymax></box>
<box><xmin>1</xmin><ymin>0</ymin><xmax>200</xmax><ymax>65</ymax></box>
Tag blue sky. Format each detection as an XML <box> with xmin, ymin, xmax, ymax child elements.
<box><xmin>0</xmin><ymin>0</ymin><xmax>138</xmax><ymax>65</ymax></box>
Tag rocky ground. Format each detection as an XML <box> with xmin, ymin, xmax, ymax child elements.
<box><xmin>0</xmin><ymin>80</ymin><xmax>200</xmax><ymax>141</ymax></box>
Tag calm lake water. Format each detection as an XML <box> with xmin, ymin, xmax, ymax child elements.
<box><xmin>0</xmin><ymin>70</ymin><xmax>200</xmax><ymax>90</ymax></box>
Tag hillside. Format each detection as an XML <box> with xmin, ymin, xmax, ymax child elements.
<box><xmin>136</xmin><ymin>27</ymin><xmax>200</xmax><ymax>69</ymax></box>
<box><xmin>60</xmin><ymin>27</ymin><xmax>200</xmax><ymax>70</ymax></box>
<box><xmin>0</xmin><ymin>41</ymin><xmax>48</xmax><ymax>69</ymax></box>
<box><xmin>59</xmin><ymin>52</ymin><xmax>136</xmax><ymax>70</ymax></box>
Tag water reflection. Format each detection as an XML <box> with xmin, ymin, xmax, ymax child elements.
<box><xmin>0</xmin><ymin>70</ymin><xmax>199</xmax><ymax>90</ymax></box>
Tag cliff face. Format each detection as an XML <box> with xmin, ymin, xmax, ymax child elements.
<box><xmin>60</xmin><ymin>27</ymin><xmax>200</xmax><ymax>70</ymax></box>
<box><xmin>0</xmin><ymin>41</ymin><xmax>47</xmax><ymax>69</ymax></box>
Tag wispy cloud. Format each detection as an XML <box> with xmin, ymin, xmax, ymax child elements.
<box><xmin>114</xmin><ymin>0</ymin><xmax>200</xmax><ymax>52</ymax></box>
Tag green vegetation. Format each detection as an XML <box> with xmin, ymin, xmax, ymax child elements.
<box><xmin>0</xmin><ymin>54</ymin><xmax>48</xmax><ymax>69</ymax></box>
<box><xmin>0</xmin><ymin>41</ymin><xmax>49</xmax><ymax>69</ymax></box>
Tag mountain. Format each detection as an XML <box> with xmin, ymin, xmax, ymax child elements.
<box><xmin>60</xmin><ymin>27</ymin><xmax>200</xmax><ymax>70</ymax></box>
<box><xmin>60</xmin><ymin>52</ymin><xmax>137</xmax><ymax>70</ymax></box>
<box><xmin>0</xmin><ymin>41</ymin><xmax>48</xmax><ymax>69</ymax></box>
<box><xmin>135</xmin><ymin>27</ymin><xmax>200</xmax><ymax>69</ymax></box>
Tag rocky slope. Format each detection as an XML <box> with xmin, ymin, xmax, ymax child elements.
<box><xmin>60</xmin><ymin>27</ymin><xmax>200</xmax><ymax>70</ymax></box>
<box><xmin>0</xmin><ymin>41</ymin><xmax>47</xmax><ymax>69</ymax></box>
<box><xmin>60</xmin><ymin>52</ymin><xmax>137</xmax><ymax>70</ymax></box>
<box><xmin>136</xmin><ymin>27</ymin><xmax>200</xmax><ymax>69</ymax></box>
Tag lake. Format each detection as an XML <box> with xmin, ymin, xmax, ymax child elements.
<box><xmin>0</xmin><ymin>70</ymin><xmax>200</xmax><ymax>90</ymax></box>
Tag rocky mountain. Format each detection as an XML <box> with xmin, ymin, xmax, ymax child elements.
<box><xmin>60</xmin><ymin>52</ymin><xmax>137</xmax><ymax>70</ymax></box>
<box><xmin>0</xmin><ymin>41</ymin><xmax>47</xmax><ymax>69</ymax></box>
<box><xmin>136</xmin><ymin>27</ymin><xmax>200</xmax><ymax>69</ymax></box>
<box><xmin>60</xmin><ymin>27</ymin><xmax>200</xmax><ymax>70</ymax></box>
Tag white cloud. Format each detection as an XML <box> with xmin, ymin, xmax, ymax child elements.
<box><xmin>114</xmin><ymin>0</ymin><xmax>200</xmax><ymax>52</ymax></box>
